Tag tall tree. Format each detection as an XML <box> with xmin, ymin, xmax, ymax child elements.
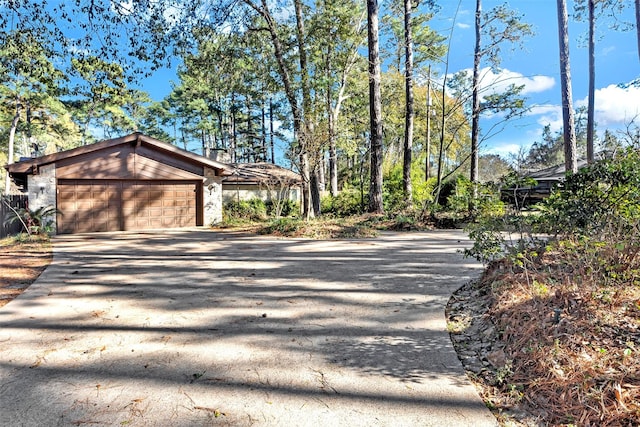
<box><xmin>587</xmin><ymin>0</ymin><xmax>596</xmax><ymax>163</ymax></box>
<box><xmin>574</xmin><ymin>0</ymin><xmax>634</xmax><ymax>163</ymax></box>
<box><xmin>556</xmin><ymin>0</ymin><xmax>578</xmax><ymax>173</ymax></box>
<box><xmin>293</xmin><ymin>0</ymin><xmax>316</xmax><ymax>218</ymax></box>
<box><xmin>470</xmin><ymin>2</ymin><xmax>532</xmax><ymax>197</ymax></box>
<box><xmin>312</xmin><ymin>0</ymin><xmax>366</xmax><ymax>198</ymax></box>
<box><xmin>471</xmin><ymin>0</ymin><xmax>482</xmax><ymax>198</ymax></box>
<box><xmin>241</xmin><ymin>0</ymin><xmax>314</xmax><ymax>218</ymax></box>
<box><xmin>367</xmin><ymin>0</ymin><xmax>384</xmax><ymax>213</ymax></box>
<box><xmin>402</xmin><ymin>0</ymin><xmax>414</xmax><ymax>204</ymax></box>
<box><xmin>637</xmin><ymin>0</ymin><xmax>640</xmax><ymax>61</ymax></box>
<box><xmin>0</xmin><ymin>30</ymin><xmax>65</xmax><ymax>193</ymax></box>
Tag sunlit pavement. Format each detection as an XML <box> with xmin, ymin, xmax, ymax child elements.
<box><xmin>0</xmin><ymin>229</ymin><xmax>497</xmax><ymax>426</ymax></box>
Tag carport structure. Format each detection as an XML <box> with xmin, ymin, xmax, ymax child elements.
<box><xmin>6</xmin><ymin>133</ymin><xmax>232</xmax><ymax>234</ymax></box>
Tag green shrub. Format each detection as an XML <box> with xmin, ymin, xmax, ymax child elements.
<box><xmin>539</xmin><ymin>148</ymin><xmax>640</xmax><ymax>236</ymax></box>
<box><xmin>266</xmin><ymin>199</ymin><xmax>299</xmax><ymax>217</ymax></box>
<box><xmin>464</xmin><ymin>209</ymin><xmax>541</xmax><ymax>265</ymax></box>
<box><xmin>3</xmin><ymin>205</ymin><xmax>59</xmax><ymax>235</ymax></box>
<box><xmin>259</xmin><ymin>217</ymin><xmax>302</xmax><ymax>235</ymax></box>
<box><xmin>223</xmin><ymin>199</ymin><xmax>267</xmax><ymax>222</ymax></box>
<box><xmin>321</xmin><ymin>189</ymin><xmax>364</xmax><ymax>217</ymax></box>
<box><xmin>444</xmin><ymin>175</ymin><xmax>474</xmax><ymax>213</ymax></box>
<box><xmin>382</xmin><ymin>160</ymin><xmax>436</xmax><ymax>213</ymax></box>
<box><xmin>466</xmin><ymin>148</ymin><xmax>640</xmax><ymax>277</ymax></box>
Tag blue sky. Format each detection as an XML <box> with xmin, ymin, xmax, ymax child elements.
<box><xmin>429</xmin><ymin>0</ymin><xmax>639</xmax><ymax>158</ymax></box>
<box><xmin>138</xmin><ymin>0</ymin><xmax>639</xmax><ymax>159</ymax></box>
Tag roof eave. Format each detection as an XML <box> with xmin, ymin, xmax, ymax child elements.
<box><xmin>6</xmin><ymin>132</ymin><xmax>234</xmax><ymax>176</ymax></box>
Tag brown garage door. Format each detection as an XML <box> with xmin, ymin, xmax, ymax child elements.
<box><xmin>57</xmin><ymin>180</ymin><xmax>199</xmax><ymax>234</ymax></box>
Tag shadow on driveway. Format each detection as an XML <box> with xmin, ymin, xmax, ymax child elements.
<box><xmin>0</xmin><ymin>229</ymin><xmax>497</xmax><ymax>426</ymax></box>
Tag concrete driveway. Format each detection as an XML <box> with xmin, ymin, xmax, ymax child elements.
<box><xmin>0</xmin><ymin>229</ymin><xmax>497</xmax><ymax>426</ymax></box>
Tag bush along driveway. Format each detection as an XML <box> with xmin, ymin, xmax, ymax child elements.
<box><xmin>0</xmin><ymin>229</ymin><xmax>497</xmax><ymax>426</ymax></box>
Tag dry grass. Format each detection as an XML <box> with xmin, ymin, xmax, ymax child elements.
<box><xmin>215</xmin><ymin>214</ymin><xmax>435</xmax><ymax>239</ymax></box>
<box><xmin>0</xmin><ymin>234</ymin><xmax>52</xmax><ymax>307</ymax></box>
<box><xmin>477</xmin><ymin>249</ymin><xmax>640</xmax><ymax>426</ymax></box>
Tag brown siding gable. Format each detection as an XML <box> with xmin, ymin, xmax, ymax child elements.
<box><xmin>6</xmin><ymin>133</ymin><xmax>233</xmax><ymax>177</ymax></box>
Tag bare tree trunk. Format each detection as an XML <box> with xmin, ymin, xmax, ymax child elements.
<box><xmin>402</xmin><ymin>0</ymin><xmax>414</xmax><ymax>205</ymax></box>
<box><xmin>470</xmin><ymin>0</ymin><xmax>481</xmax><ymax>198</ymax></box>
<box><xmin>425</xmin><ymin>66</ymin><xmax>432</xmax><ymax>181</ymax></box>
<box><xmin>261</xmin><ymin>98</ymin><xmax>267</xmax><ymax>162</ymax></box>
<box><xmin>318</xmin><ymin>156</ymin><xmax>326</xmax><ymax>192</ymax></box>
<box><xmin>367</xmin><ymin>0</ymin><xmax>384</xmax><ymax>214</ymax></box>
<box><xmin>294</xmin><ymin>0</ymin><xmax>314</xmax><ymax>218</ymax></box>
<box><xmin>326</xmin><ymin>49</ymin><xmax>339</xmax><ymax>197</ymax></box>
<box><xmin>246</xmin><ymin>96</ymin><xmax>252</xmax><ymax>161</ymax></box>
<box><xmin>5</xmin><ymin>108</ymin><xmax>20</xmax><ymax>194</ymax></box>
<box><xmin>231</xmin><ymin>93</ymin><xmax>237</xmax><ymax>163</ymax></box>
<box><xmin>587</xmin><ymin>0</ymin><xmax>595</xmax><ymax>163</ymax></box>
<box><xmin>202</xmin><ymin>129</ymin><xmax>209</xmax><ymax>158</ymax></box>
<box><xmin>310</xmin><ymin>170</ymin><xmax>321</xmax><ymax>216</ymax></box>
<box><xmin>636</xmin><ymin>0</ymin><xmax>640</xmax><ymax>61</ymax></box>
<box><xmin>328</xmin><ymin>87</ymin><xmax>339</xmax><ymax>196</ymax></box>
<box><xmin>243</xmin><ymin>0</ymin><xmax>311</xmax><ymax>216</ymax></box>
<box><xmin>556</xmin><ymin>0</ymin><xmax>577</xmax><ymax>173</ymax></box>
<box><xmin>269</xmin><ymin>98</ymin><xmax>275</xmax><ymax>163</ymax></box>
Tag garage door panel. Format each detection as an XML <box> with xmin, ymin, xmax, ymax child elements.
<box><xmin>57</xmin><ymin>180</ymin><xmax>198</xmax><ymax>234</ymax></box>
<box><xmin>134</xmin><ymin>199</ymin><xmax>150</xmax><ymax>209</ymax></box>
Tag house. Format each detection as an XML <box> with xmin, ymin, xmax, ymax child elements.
<box><xmin>502</xmin><ymin>159</ymin><xmax>589</xmax><ymax>206</ymax></box>
<box><xmin>5</xmin><ymin>133</ymin><xmax>232</xmax><ymax>234</ymax></box>
<box><xmin>222</xmin><ymin>162</ymin><xmax>302</xmax><ymax>204</ymax></box>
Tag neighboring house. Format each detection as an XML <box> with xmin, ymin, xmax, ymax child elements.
<box><xmin>223</xmin><ymin>162</ymin><xmax>302</xmax><ymax>205</ymax></box>
<box><xmin>502</xmin><ymin>159</ymin><xmax>589</xmax><ymax>205</ymax></box>
<box><xmin>5</xmin><ymin>133</ymin><xmax>232</xmax><ymax>234</ymax></box>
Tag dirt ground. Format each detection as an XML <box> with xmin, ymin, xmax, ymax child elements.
<box><xmin>0</xmin><ymin>235</ymin><xmax>51</xmax><ymax>308</ymax></box>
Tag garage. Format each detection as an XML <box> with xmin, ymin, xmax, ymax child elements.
<box><xmin>6</xmin><ymin>133</ymin><xmax>231</xmax><ymax>234</ymax></box>
<box><xmin>56</xmin><ymin>180</ymin><xmax>200</xmax><ymax>234</ymax></box>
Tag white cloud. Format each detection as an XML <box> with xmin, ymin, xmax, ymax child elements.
<box><xmin>110</xmin><ymin>1</ymin><xmax>181</xmax><ymax>27</ymax></box>
<box><xmin>450</xmin><ymin>67</ymin><xmax>555</xmax><ymax>100</ymax></box>
<box><xmin>527</xmin><ymin>104</ymin><xmax>563</xmax><ymax>133</ymax></box>
<box><xmin>476</xmin><ymin>67</ymin><xmax>555</xmax><ymax>96</ymax></box>
<box><xmin>456</xmin><ymin>23</ymin><xmax>471</xmax><ymax>29</ymax></box>
<box><xmin>483</xmin><ymin>142</ymin><xmax>522</xmax><ymax>157</ymax></box>
<box><xmin>111</xmin><ymin>1</ymin><xmax>134</xmax><ymax>16</ymax></box>
<box><xmin>601</xmin><ymin>46</ymin><xmax>616</xmax><ymax>56</ymax></box>
<box><xmin>576</xmin><ymin>84</ymin><xmax>640</xmax><ymax>127</ymax></box>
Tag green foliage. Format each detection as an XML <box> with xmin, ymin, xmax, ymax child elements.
<box><xmin>500</xmin><ymin>171</ymin><xmax>538</xmax><ymax>210</ymax></box>
<box><xmin>259</xmin><ymin>217</ymin><xmax>303</xmax><ymax>235</ymax></box>
<box><xmin>321</xmin><ymin>189</ymin><xmax>364</xmax><ymax>217</ymax></box>
<box><xmin>265</xmin><ymin>199</ymin><xmax>299</xmax><ymax>218</ymax></box>
<box><xmin>464</xmin><ymin>210</ymin><xmax>539</xmax><ymax>265</ymax></box>
<box><xmin>223</xmin><ymin>199</ymin><xmax>267</xmax><ymax>222</ymax></box>
<box><xmin>223</xmin><ymin>198</ymin><xmax>299</xmax><ymax>223</ymax></box>
<box><xmin>444</xmin><ymin>175</ymin><xmax>473</xmax><ymax>213</ymax></box>
<box><xmin>554</xmin><ymin>230</ymin><xmax>640</xmax><ymax>289</ymax></box>
<box><xmin>388</xmin><ymin>214</ymin><xmax>417</xmax><ymax>230</ymax></box>
<box><xmin>476</xmin><ymin>184</ymin><xmax>507</xmax><ymax>218</ymax></box>
<box><xmin>540</xmin><ymin>148</ymin><xmax>640</xmax><ymax>236</ymax></box>
<box><xmin>3</xmin><ymin>205</ymin><xmax>59</xmax><ymax>235</ymax></box>
<box><xmin>382</xmin><ymin>159</ymin><xmax>435</xmax><ymax>212</ymax></box>
<box><xmin>466</xmin><ymin>148</ymin><xmax>640</xmax><ymax>293</ymax></box>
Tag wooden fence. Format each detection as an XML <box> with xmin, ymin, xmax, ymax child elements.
<box><xmin>0</xmin><ymin>195</ymin><xmax>28</xmax><ymax>238</ymax></box>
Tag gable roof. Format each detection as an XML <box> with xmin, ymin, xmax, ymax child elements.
<box><xmin>224</xmin><ymin>163</ymin><xmax>302</xmax><ymax>185</ymax></box>
<box><xmin>5</xmin><ymin>132</ymin><xmax>233</xmax><ymax>176</ymax></box>
<box><xmin>526</xmin><ymin>159</ymin><xmax>589</xmax><ymax>182</ymax></box>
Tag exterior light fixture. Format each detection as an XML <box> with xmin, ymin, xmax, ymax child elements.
<box><xmin>38</xmin><ymin>182</ymin><xmax>46</xmax><ymax>194</ymax></box>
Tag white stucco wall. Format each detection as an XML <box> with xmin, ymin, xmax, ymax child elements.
<box><xmin>203</xmin><ymin>167</ymin><xmax>223</xmax><ymax>225</ymax></box>
<box><xmin>222</xmin><ymin>185</ymin><xmax>300</xmax><ymax>204</ymax></box>
<box><xmin>26</xmin><ymin>164</ymin><xmax>57</xmax><ymax>233</ymax></box>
